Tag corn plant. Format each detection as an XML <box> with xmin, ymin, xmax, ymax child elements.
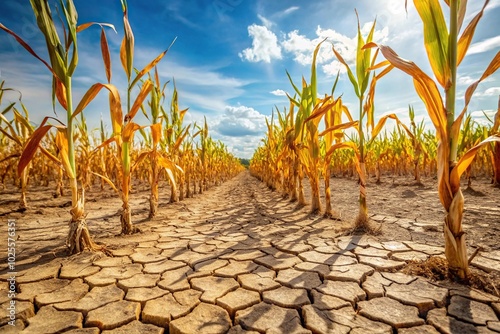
<box><xmin>329</xmin><ymin>13</ymin><xmax>389</xmax><ymax>227</ymax></box>
<box><xmin>0</xmin><ymin>85</ymin><xmax>55</xmax><ymax>209</ymax></box>
<box><xmin>0</xmin><ymin>0</ymin><xmax>123</xmax><ymax>253</ymax></box>
<box><xmin>368</xmin><ymin>0</ymin><xmax>500</xmax><ymax>279</ymax></box>
<box><xmin>137</xmin><ymin>69</ymin><xmax>182</xmax><ymax>218</ymax></box>
<box><xmin>307</xmin><ymin>93</ymin><xmax>356</xmax><ymax>217</ymax></box>
<box><xmin>286</xmin><ymin>41</ymin><xmax>326</xmax><ymax>213</ymax></box>
<box><xmin>161</xmin><ymin>81</ymin><xmax>189</xmax><ymax>203</ymax></box>
<box><xmin>93</xmin><ymin>0</ymin><xmax>174</xmax><ymax>234</ymax></box>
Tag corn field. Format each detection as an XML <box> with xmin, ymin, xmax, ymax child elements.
<box><xmin>250</xmin><ymin>0</ymin><xmax>500</xmax><ymax>280</ymax></box>
<box><xmin>0</xmin><ymin>0</ymin><xmax>243</xmax><ymax>254</ymax></box>
<box><xmin>0</xmin><ymin>0</ymin><xmax>499</xmax><ymax>287</ymax></box>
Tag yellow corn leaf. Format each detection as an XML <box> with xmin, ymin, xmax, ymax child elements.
<box><xmin>179</xmin><ymin>108</ymin><xmax>188</xmax><ymax>124</ymax></box>
<box><xmin>122</xmin><ymin>122</ymin><xmax>142</xmax><ymax>142</ymax></box>
<box><xmin>453</xmin><ymin>50</ymin><xmax>500</xmax><ymax>141</ymax></box>
<box><xmin>319</xmin><ymin>121</ymin><xmax>358</xmax><ymax>137</ymax></box>
<box><xmin>94</xmin><ymin>136</ymin><xmax>116</xmax><ymax>152</ymax></box>
<box><xmin>0</xmin><ymin>113</ymin><xmax>22</xmax><ymax>145</ymax></box>
<box><xmin>365</xmin><ymin>64</ymin><xmax>394</xmax><ymax>130</ymax></box>
<box><xmin>72</xmin><ymin>84</ymin><xmax>103</xmax><ymax>120</ymax></box>
<box><xmin>90</xmin><ymin>171</ymin><xmax>119</xmax><ymax>194</ymax></box>
<box><xmin>164</xmin><ymin>165</ymin><xmax>176</xmax><ymax>188</ymax></box>
<box><xmin>55</xmin><ymin>129</ymin><xmax>75</xmax><ymax>179</ymax></box>
<box><xmin>121</xmin><ymin>7</ymin><xmax>134</xmax><ymax>80</ymax></box>
<box><xmin>450</xmin><ymin>135</ymin><xmax>500</xmax><ymax>194</ymax></box>
<box><xmin>173</xmin><ymin>125</ymin><xmax>191</xmax><ymax>151</ymax></box>
<box><xmin>455</xmin><ymin>0</ymin><xmax>469</xmax><ymax>33</ymax></box>
<box><xmin>39</xmin><ymin>146</ymin><xmax>61</xmax><ymax>166</ymax></box>
<box><xmin>154</xmin><ymin>66</ymin><xmax>160</xmax><ymax>89</ymax></box>
<box><xmin>158</xmin><ymin>155</ymin><xmax>182</xmax><ymax>179</ymax></box>
<box><xmin>76</xmin><ymin>22</ymin><xmax>116</xmax><ymax>33</ymax></box>
<box><xmin>325</xmin><ymin>98</ymin><xmax>344</xmax><ymax>145</ymax></box>
<box><xmin>126</xmin><ymin>80</ymin><xmax>153</xmax><ymax>121</ymax></box>
<box><xmin>76</xmin><ymin>22</ymin><xmax>94</xmax><ymax>32</ymax></box>
<box><xmin>109</xmin><ymin>93</ymin><xmax>123</xmax><ymax>137</ymax></box>
<box><xmin>131</xmin><ymin>150</ymin><xmax>152</xmax><ymax>173</ymax></box>
<box><xmin>367</xmin><ymin>60</ymin><xmax>391</xmax><ymax>71</ymax></box>
<box><xmin>151</xmin><ymin>123</ymin><xmax>162</xmax><ymax>146</ymax></box>
<box><xmin>120</xmin><ymin>37</ymin><xmax>128</xmax><ymax>79</ymax></box>
<box><xmin>366</xmin><ymin>42</ymin><xmax>447</xmax><ymax>141</ymax></box>
<box><xmin>101</xmin><ymin>28</ymin><xmax>112</xmax><ymax>83</ymax></box>
<box><xmin>437</xmin><ymin>140</ymin><xmax>453</xmax><ymax>209</ymax></box>
<box><xmin>325</xmin><ymin>141</ymin><xmax>361</xmax><ymax>176</ymax></box>
<box><xmin>129</xmin><ymin>37</ymin><xmax>176</xmax><ymax>89</ymax></box>
<box><xmin>305</xmin><ymin>97</ymin><xmax>333</xmax><ymax>123</ymax></box>
<box><xmin>18</xmin><ymin>121</ymin><xmax>54</xmax><ymax>175</ymax></box>
<box><xmin>13</xmin><ymin>109</ymin><xmax>34</xmax><ymax>135</ymax></box>
<box><xmin>493</xmin><ymin>97</ymin><xmax>500</xmax><ymax>133</ymax></box>
<box><xmin>414</xmin><ymin>0</ymin><xmax>449</xmax><ymax>88</ymax></box>
<box><xmin>370</xmin><ymin>114</ymin><xmax>414</xmax><ymax>141</ymax></box>
<box><xmin>55</xmin><ymin>79</ymin><xmax>67</xmax><ymax>111</ymax></box>
<box><xmin>457</xmin><ymin>0</ymin><xmax>488</xmax><ymax>66</ymax></box>
<box><xmin>0</xmin><ymin>127</ymin><xmax>21</xmax><ymax>146</ymax></box>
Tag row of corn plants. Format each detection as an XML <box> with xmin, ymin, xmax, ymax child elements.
<box><xmin>250</xmin><ymin>0</ymin><xmax>500</xmax><ymax>280</ymax></box>
<box><xmin>0</xmin><ymin>0</ymin><xmax>243</xmax><ymax>254</ymax></box>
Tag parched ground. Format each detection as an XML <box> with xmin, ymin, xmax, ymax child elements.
<box><xmin>0</xmin><ymin>171</ymin><xmax>499</xmax><ymax>333</ymax></box>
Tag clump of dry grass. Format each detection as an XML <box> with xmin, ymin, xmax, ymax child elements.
<box><xmin>402</xmin><ymin>256</ymin><xmax>499</xmax><ymax>297</ymax></box>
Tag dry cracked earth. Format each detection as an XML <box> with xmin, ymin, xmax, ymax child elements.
<box><xmin>0</xmin><ymin>171</ymin><xmax>499</xmax><ymax>333</ymax></box>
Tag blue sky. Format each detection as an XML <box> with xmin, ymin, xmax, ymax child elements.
<box><xmin>0</xmin><ymin>0</ymin><xmax>499</xmax><ymax>158</ymax></box>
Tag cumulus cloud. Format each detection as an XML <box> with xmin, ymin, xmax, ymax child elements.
<box><xmin>239</xmin><ymin>24</ymin><xmax>282</xmax><ymax>63</ymax></box>
<box><xmin>219</xmin><ymin>135</ymin><xmax>263</xmax><ymax>159</ymax></box>
<box><xmin>280</xmin><ymin>24</ymin><xmax>389</xmax><ymax>76</ymax></box>
<box><xmin>270</xmin><ymin>89</ymin><xmax>287</xmax><ymax>96</ymax></box>
<box><xmin>213</xmin><ymin>105</ymin><xmax>267</xmax><ymax>137</ymax></box>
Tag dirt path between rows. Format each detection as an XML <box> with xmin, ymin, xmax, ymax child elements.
<box><xmin>0</xmin><ymin>171</ymin><xmax>499</xmax><ymax>333</ymax></box>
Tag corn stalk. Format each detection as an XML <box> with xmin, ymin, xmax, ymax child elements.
<box><xmin>368</xmin><ymin>0</ymin><xmax>500</xmax><ymax>279</ymax></box>
<box><xmin>1</xmin><ymin>0</ymin><xmax>120</xmax><ymax>253</ymax></box>
<box><xmin>331</xmin><ymin>12</ymin><xmax>382</xmax><ymax>226</ymax></box>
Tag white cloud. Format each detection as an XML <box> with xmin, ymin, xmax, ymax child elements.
<box><xmin>457</xmin><ymin>75</ymin><xmax>476</xmax><ymax>86</ymax></box>
<box><xmin>470</xmin><ymin>109</ymin><xmax>496</xmax><ymax>126</ymax></box>
<box><xmin>322</xmin><ymin>60</ymin><xmax>344</xmax><ymax>77</ymax></box>
<box><xmin>470</xmin><ymin>109</ymin><xmax>495</xmax><ymax>118</ymax></box>
<box><xmin>257</xmin><ymin>14</ymin><xmax>274</xmax><ymax>29</ymax></box>
<box><xmin>270</xmin><ymin>89</ymin><xmax>287</xmax><ymax>96</ymax></box>
<box><xmin>213</xmin><ymin>105</ymin><xmax>267</xmax><ymax>137</ymax></box>
<box><xmin>280</xmin><ymin>25</ymin><xmax>389</xmax><ymax>77</ymax></box>
<box><xmin>218</xmin><ymin>134</ymin><xmax>263</xmax><ymax>159</ymax></box>
<box><xmin>468</xmin><ymin>36</ymin><xmax>500</xmax><ymax>55</ymax></box>
<box><xmin>239</xmin><ymin>24</ymin><xmax>282</xmax><ymax>63</ymax></box>
<box><xmin>282</xmin><ymin>6</ymin><xmax>299</xmax><ymax>16</ymax></box>
<box><xmin>481</xmin><ymin>86</ymin><xmax>500</xmax><ymax>96</ymax></box>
